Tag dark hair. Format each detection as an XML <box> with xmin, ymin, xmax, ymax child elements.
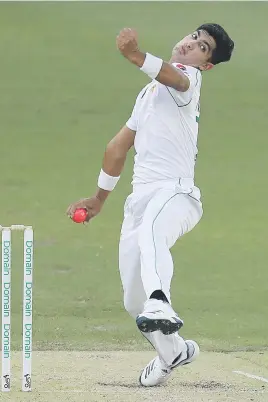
<box><xmin>197</xmin><ymin>23</ymin><xmax>234</xmax><ymax>65</ymax></box>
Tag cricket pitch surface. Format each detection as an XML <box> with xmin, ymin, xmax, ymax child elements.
<box><xmin>1</xmin><ymin>351</ymin><xmax>267</xmax><ymax>402</ymax></box>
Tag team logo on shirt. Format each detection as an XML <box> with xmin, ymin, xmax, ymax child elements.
<box><xmin>176</xmin><ymin>63</ymin><xmax>186</xmax><ymax>71</ymax></box>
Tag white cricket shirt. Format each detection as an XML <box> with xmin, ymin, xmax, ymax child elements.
<box><xmin>126</xmin><ymin>63</ymin><xmax>202</xmax><ymax>187</ymax></box>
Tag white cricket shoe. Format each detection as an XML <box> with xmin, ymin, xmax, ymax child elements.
<box><xmin>136</xmin><ymin>299</ymin><xmax>183</xmax><ymax>335</ymax></box>
<box><xmin>139</xmin><ymin>340</ymin><xmax>200</xmax><ymax>387</ymax></box>
<box><xmin>139</xmin><ymin>356</ymin><xmax>172</xmax><ymax>387</ymax></box>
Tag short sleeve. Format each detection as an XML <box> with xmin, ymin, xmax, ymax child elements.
<box><xmin>169</xmin><ymin>63</ymin><xmax>201</xmax><ymax>106</ymax></box>
<box><xmin>126</xmin><ymin>105</ymin><xmax>137</xmax><ymax>131</ymax></box>
<box><xmin>125</xmin><ymin>84</ymin><xmax>150</xmax><ymax>131</ymax></box>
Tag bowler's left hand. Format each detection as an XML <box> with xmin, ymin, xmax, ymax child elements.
<box><xmin>116</xmin><ymin>28</ymin><xmax>141</xmax><ymax>63</ymax></box>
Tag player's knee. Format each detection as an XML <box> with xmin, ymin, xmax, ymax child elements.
<box><xmin>138</xmin><ymin>220</ymin><xmax>166</xmax><ymax>250</ymax></box>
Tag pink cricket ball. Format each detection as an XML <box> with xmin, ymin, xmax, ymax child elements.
<box><xmin>72</xmin><ymin>208</ymin><xmax>88</xmax><ymax>223</ymax></box>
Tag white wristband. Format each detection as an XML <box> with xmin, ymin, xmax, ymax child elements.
<box><xmin>140</xmin><ymin>53</ymin><xmax>163</xmax><ymax>79</ymax></box>
<box><xmin>98</xmin><ymin>169</ymin><xmax>120</xmax><ymax>191</ymax></box>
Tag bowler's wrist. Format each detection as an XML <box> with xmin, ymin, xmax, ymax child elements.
<box><xmin>128</xmin><ymin>50</ymin><xmax>146</xmax><ymax>67</ymax></box>
<box><xmin>95</xmin><ymin>189</ymin><xmax>109</xmax><ymax>204</ymax></box>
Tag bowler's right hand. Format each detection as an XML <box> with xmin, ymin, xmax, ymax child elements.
<box><xmin>66</xmin><ymin>196</ymin><xmax>103</xmax><ymax>223</ymax></box>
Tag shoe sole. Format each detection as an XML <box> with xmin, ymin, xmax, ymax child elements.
<box><xmin>136</xmin><ymin>315</ymin><xmax>183</xmax><ymax>335</ymax></box>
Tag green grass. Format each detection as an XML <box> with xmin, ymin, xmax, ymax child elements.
<box><xmin>0</xmin><ymin>2</ymin><xmax>267</xmax><ymax>352</ymax></box>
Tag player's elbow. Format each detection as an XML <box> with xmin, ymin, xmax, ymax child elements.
<box><xmin>175</xmin><ymin>82</ymin><xmax>189</xmax><ymax>92</ymax></box>
<box><xmin>105</xmin><ymin>140</ymin><xmax>128</xmax><ymax>162</ymax></box>
<box><xmin>173</xmin><ymin>76</ymin><xmax>190</xmax><ymax>92</ymax></box>
<box><xmin>106</xmin><ymin>127</ymin><xmax>135</xmax><ymax>159</ymax></box>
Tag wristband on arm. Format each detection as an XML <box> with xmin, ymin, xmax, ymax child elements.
<box><xmin>140</xmin><ymin>53</ymin><xmax>163</xmax><ymax>79</ymax></box>
<box><xmin>97</xmin><ymin>169</ymin><xmax>120</xmax><ymax>191</ymax></box>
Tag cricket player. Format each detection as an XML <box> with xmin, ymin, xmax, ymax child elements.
<box><xmin>67</xmin><ymin>23</ymin><xmax>234</xmax><ymax>386</ymax></box>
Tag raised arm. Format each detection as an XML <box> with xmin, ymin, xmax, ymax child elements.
<box><xmin>116</xmin><ymin>28</ymin><xmax>190</xmax><ymax>92</ymax></box>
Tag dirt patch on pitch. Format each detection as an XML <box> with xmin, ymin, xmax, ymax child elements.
<box><xmin>2</xmin><ymin>351</ymin><xmax>267</xmax><ymax>402</ymax></box>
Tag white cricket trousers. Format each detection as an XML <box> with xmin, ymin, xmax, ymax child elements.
<box><xmin>119</xmin><ymin>180</ymin><xmax>203</xmax><ymax>365</ymax></box>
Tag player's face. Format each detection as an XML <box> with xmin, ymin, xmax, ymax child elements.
<box><xmin>171</xmin><ymin>30</ymin><xmax>217</xmax><ymax>70</ymax></box>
